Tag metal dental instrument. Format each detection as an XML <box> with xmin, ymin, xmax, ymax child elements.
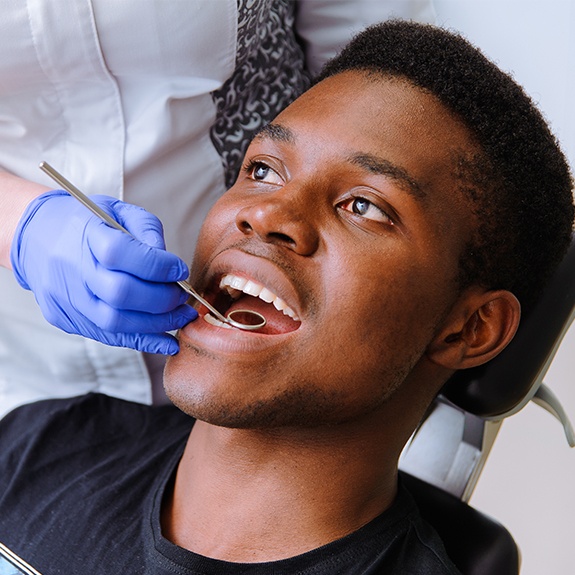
<box><xmin>39</xmin><ymin>161</ymin><xmax>267</xmax><ymax>331</ymax></box>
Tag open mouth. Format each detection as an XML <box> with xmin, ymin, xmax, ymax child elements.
<box><xmin>201</xmin><ymin>273</ymin><xmax>301</xmax><ymax>335</ymax></box>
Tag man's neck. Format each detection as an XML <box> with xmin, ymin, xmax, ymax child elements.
<box><xmin>161</xmin><ymin>416</ymin><xmax>404</xmax><ymax>563</ymax></box>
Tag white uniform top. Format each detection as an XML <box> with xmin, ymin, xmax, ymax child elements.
<box><xmin>0</xmin><ymin>0</ymin><xmax>435</xmax><ymax>417</ymax></box>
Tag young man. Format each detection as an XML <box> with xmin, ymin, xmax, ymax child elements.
<box><xmin>0</xmin><ymin>21</ymin><xmax>572</xmax><ymax>575</ymax></box>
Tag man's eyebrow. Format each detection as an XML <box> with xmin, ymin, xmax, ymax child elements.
<box><xmin>253</xmin><ymin>123</ymin><xmax>296</xmax><ymax>144</ymax></box>
<box><xmin>252</xmin><ymin>127</ymin><xmax>426</xmax><ymax>200</ymax></box>
<box><xmin>348</xmin><ymin>153</ymin><xmax>426</xmax><ymax>200</ymax></box>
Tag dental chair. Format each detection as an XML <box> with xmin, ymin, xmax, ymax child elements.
<box><xmin>399</xmin><ymin>238</ymin><xmax>575</xmax><ymax>575</ymax></box>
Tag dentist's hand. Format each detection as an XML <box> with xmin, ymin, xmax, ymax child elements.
<box><xmin>10</xmin><ymin>190</ymin><xmax>197</xmax><ymax>355</ymax></box>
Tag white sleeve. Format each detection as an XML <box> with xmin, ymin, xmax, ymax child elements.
<box><xmin>295</xmin><ymin>0</ymin><xmax>437</xmax><ymax>75</ymax></box>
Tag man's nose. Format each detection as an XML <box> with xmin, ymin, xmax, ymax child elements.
<box><xmin>235</xmin><ymin>192</ymin><xmax>320</xmax><ymax>256</ymax></box>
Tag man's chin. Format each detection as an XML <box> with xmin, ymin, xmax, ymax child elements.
<box><xmin>163</xmin><ymin>371</ymin><xmax>370</xmax><ymax>432</ymax></box>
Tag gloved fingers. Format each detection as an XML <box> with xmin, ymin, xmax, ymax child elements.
<box><xmin>36</xmin><ymin>290</ymin><xmax>195</xmax><ymax>354</ymax></box>
<box><xmin>84</xmin><ymin>258</ymin><xmax>190</xmax><ymax>312</ymax></box>
<box><xmin>86</xmin><ymin>218</ymin><xmax>189</xmax><ymax>283</ymax></box>
<box><xmin>109</xmin><ymin>199</ymin><xmax>167</xmax><ymax>249</ymax></box>
<box><xmin>95</xmin><ymin>329</ymin><xmax>183</xmax><ymax>356</ymax></box>
<box><xmin>67</xmin><ymin>316</ymin><xmax>183</xmax><ymax>355</ymax></box>
<box><xmin>74</xmin><ymin>291</ymin><xmax>198</xmax><ymax>334</ymax></box>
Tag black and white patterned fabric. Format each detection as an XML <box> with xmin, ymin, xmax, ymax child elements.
<box><xmin>210</xmin><ymin>0</ymin><xmax>311</xmax><ymax>189</ymax></box>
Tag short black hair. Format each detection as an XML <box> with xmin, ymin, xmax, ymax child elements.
<box><xmin>318</xmin><ymin>20</ymin><xmax>574</xmax><ymax>313</ymax></box>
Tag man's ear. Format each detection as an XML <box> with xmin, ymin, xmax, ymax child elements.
<box><xmin>426</xmin><ymin>288</ymin><xmax>521</xmax><ymax>370</ymax></box>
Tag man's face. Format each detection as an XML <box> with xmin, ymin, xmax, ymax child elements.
<box><xmin>165</xmin><ymin>71</ymin><xmax>478</xmax><ymax>428</ymax></box>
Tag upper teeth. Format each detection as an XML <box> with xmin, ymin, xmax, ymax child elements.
<box><xmin>219</xmin><ymin>274</ymin><xmax>300</xmax><ymax>322</ymax></box>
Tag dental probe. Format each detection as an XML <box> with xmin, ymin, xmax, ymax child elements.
<box><xmin>39</xmin><ymin>161</ymin><xmax>267</xmax><ymax>332</ymax></box>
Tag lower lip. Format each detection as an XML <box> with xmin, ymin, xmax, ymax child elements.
<box><xmin>177</xmin><ymin>312</ymin><xmax>297</xmax><ymax>355</ymax></box>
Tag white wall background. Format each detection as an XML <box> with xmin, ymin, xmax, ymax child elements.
<box><xmin>432</xmin><ymin>2</ymin><xmax>575</xmax><ymax>574</ymax></box>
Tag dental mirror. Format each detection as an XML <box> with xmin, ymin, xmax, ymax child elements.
<box><xmin>39</xmin><ymin>161</ymin><xmax>267</xmax><ymax>332</ymax></box>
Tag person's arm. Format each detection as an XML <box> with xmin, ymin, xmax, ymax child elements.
<box><xmin>1</xmin><ymin>170</ymin><xmax>197</xmax><ymax>355</ymax></box>
<box><xmin>295</xmin><ymin>0</ymin><xmax>437</xmax><ymax>76</ymax></box>
<box><xmin>0</xmin><ymin>170</ymin><xmax>49</xmax><ymax>269</ymax></box>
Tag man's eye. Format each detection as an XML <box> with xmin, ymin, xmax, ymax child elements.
<box><xmin>245</xmin><ymin>160</ymin><xmax>284</xmax><ymax>185</ymax></box>
<box><xmin>341</xmin><ymin>197</ymin><xmax>393</xmax><ymax>224</ymax></box>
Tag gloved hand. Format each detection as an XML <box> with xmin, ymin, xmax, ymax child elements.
<box><xmin>10</xmin><ymin>190</ymin><xmax>198</xmax><ymax>355</ymax></box>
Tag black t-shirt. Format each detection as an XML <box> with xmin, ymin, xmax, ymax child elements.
<box><xmin>0</xmin><ymin>394</ymin><xmax>461</xmax><ymax>575</ymax></box>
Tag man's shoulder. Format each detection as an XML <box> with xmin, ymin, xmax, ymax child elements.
<box><xmin>283</xmin><ymin>484</ymin><xmax>461</xmax><ymax>575</ymax></box>
<box><xmin>358</xmin><ymin>484</ymin><xmax>461</xmax><ymax>575</ymax></box>
<box><xmin>0</xmin><ymin>393</ymin><xmax>193</xmax><ymax>460</ymax></box>
<box><xmin>0</xmin><ymin>394</ymin><xmax>190</xmax><ymax>575</ymax></box>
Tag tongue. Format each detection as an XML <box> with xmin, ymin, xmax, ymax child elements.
<box><xmin>226</xmin><ymin>295</ymin><xmax>300</xmax><ymax>335</ymax></box>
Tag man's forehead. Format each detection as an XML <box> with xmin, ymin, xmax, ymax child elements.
<box><xmin>248</xmin><ymin>72</ymin><xmax>481</xmax><ymax>210</ymax></box>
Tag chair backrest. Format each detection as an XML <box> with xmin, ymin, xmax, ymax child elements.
<box><xmin>402</xmin><ymin>472</ymin><xmax>520</xmax><ymax>575</ymax></box>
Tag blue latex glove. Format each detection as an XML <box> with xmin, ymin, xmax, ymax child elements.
<box><xmin>10</xmin><ymin>190</ymin><xmax>198</xmax><ymax>355</ymax></box>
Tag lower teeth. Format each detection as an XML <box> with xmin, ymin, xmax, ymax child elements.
<box><xmin>204</xmin><ymin>313</ymin><xmax>233</xmax><ymax>329</ymax></box>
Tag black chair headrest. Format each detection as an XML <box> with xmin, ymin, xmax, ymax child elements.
<box><xmin>441</xmin><ymin>238</ymin><xmax>575</xmax><ymax>418</ymax></box>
